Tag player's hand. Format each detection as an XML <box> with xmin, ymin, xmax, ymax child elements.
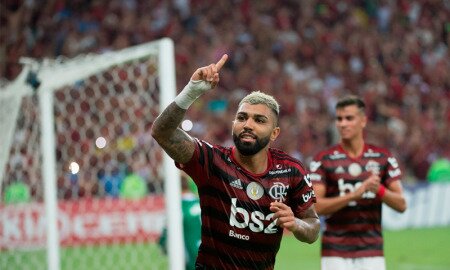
<box><xmin>351</xmin><ymin>174</ymin><xmax>380</xmax><ymax>200</ymax></box>
<box><xmin>174</xmin><ymin>54</ymin><xmax>228</xmax><ymax>110</ymax></box>
<box><xmin>191</xmin><ymin>54</ymin><xmax>228</xmax><ymax>88</ymax></box>
<box><xmin>352</xmin><ymin>182</ymin><xmax>368</xmax><ymax>200</ymax></box>
<box><xmin>364</xmin><ymin>174</ymin><xmax>381</xmax><ymax>194</ymax></box>
<box><xmin>270</xmin><ymin>201</ymin><xmax>297</xmax><ymax>232</ymax></box>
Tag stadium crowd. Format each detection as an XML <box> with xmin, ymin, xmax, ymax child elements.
<box><xmin>1</xmin><ymin>0</ymin><xmax>449</xmax><ymax>200</ymax></box>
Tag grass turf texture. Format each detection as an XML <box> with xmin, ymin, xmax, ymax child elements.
<box><xmin>1</xmin><ymin>243</ymin><xmax>168</xmax><ymax>270</ymax></box>
<box><xmin>2</xmin><ymin>227</ymin><xmax>449</xmax><ymax>269</ymax></box>
<box><xmin>275</xmin><ymin>227</ymin><xmax>450</xmax><ymax>270</ymax></box>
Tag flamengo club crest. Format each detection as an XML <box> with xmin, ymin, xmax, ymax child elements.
<box><xmin>269</xmin><ymin>182</ymin><xmax>289</xmax><ymax>202</ymax></box>
<box><xmin>365</xmin><ymin>160</ymin><xmax>380</xmax><ymax>175</ymax></box>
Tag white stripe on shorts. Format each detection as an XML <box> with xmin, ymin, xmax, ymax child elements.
<box><xmin>321</xmin><ymin>256</ymin><xmax>386</xmax><ymax>270</ymax></box>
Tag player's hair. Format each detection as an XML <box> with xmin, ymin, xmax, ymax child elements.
<box><xmin>336</xmin><ymin>95</ymin><xmax>366</xmax><ymax>113</ymax></box>
<box><xmin>239</xmin><ymin>91</ymin><xmax>280</xmax><ymax>125</ymax></box>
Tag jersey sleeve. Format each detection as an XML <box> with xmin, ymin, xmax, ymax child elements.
<box><xmin>175</xmin><ymin>138</ymin><xmax>214</xmax><ymax>186</ymax></box>
<box><xmin>383</xmin><ymin>152</ymin><xmax>402</xmax><ymax>187</ymax></box>
<box><xmin>309</xmin><ymin>152</ymin><xmax>326</xmax><ymax>186</ymax></box>
<box><xmin>291</xmin><ymin>166</ymin><xmax>316</xmax><ymax>217</ymax></box>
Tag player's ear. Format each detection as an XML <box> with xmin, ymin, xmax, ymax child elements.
<box><xmin>270</xmin><ymin>127</ymin><xmax>280</xmax><ymax>141</ymax></box>
<box><xmin>362</xmin><ymin>115</ymin><xmax>368</xmax><ymax>128</ymax></box>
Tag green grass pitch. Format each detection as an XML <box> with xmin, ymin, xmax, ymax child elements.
<box><xmin>275</xmin><ymin>227</ymin><xmax>450</xmax><ymax>270</ymax></box>
<box><xmin>2</xmin><ymin>227</ymin><xmax>449</xmax><ymax>269</ymax></box>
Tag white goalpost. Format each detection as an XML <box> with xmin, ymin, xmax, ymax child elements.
<box><xmin>0</xmin><ymin>38</ymin><xmax>184</xmax><ymax>270</ymax></box>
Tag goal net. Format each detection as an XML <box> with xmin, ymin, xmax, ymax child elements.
<box><xmin>0</xmin><ymin>38</ymin><xmax>184</xmax><ymax>270</ymax></box>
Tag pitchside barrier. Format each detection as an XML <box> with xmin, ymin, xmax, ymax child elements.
<box><xmin>383</xmin><ymin>182</ymin><xmax>450</xmax><ymax>229</ymax></box>
<box><xmin>0</xmin><ymin>196</ymin><xmax>165</xmax><ymax>250</ymax></box>
<box><xmin>2</xmin><ymin>183</ymin><xmax>449</xmax><ymax>250</ymax></box>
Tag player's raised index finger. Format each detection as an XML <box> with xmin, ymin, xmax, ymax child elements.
<box><xmin>215</xmin><ymin>54</ymin><xmax>228</xmax><ymax>71</ymax></box>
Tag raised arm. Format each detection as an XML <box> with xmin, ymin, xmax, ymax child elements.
<box><xmin>150</xmin><ymin>103</ymin><xmax>195</xmax><ymax>164</ymax></box>
<box><xmin>150</xmin><ymin>54</ymin><xmax>228</xmax><ymax>164</ymax></box>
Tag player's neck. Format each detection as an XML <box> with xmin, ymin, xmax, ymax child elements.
<box><xmin>234</xmin><ymin>149</ymin><xmax>269</xmax><ymax>174</ymax></box>
<box><xmin>340</xmin><ymin>137</ymin><xmax>365</xmax><ymax>158</ymax></box>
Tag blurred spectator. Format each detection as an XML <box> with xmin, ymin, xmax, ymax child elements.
<box><xmin>1</xmin><ymin>0</ymin><xmax>449</xmax><ymax>200</ymax></box>
<box><xmin>4</xmin><ymin>180</ymin><xmax>30</xmax><ymax>204</ymax></box>
<box><xmin>427</xmin><ymin>158</ymin><xmax>450</xmax><ymax>182</ymax></box>
<box><xmin>119</xmin><ymin>165</ymin><xmax>148</xmax><ymax>199</ymax></box>
<box><xmin>97</xmin><ymin>165</ymin><xmax>125</xmax><ymax>198</ymax></box>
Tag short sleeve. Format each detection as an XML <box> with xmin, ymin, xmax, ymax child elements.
<box><xmin>291</xmin><ymin>169</ymin><xmax>316</xmax><ymax>217</ymax></box>
<box><xmin>384</xmin><ymin>154</ymin><xmax>402</xmax><ymax>186</ymax></box>
<box><xmin>175</xmin><ymin>138</ymin><xmax>214</xmax><ymax>185</ymax></box>
<box><xmin>309</xmin><ymin>153</ymin><xmax>326</xmax><ymax>186</ymax></box>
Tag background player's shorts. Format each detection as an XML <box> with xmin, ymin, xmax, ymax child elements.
<box><xmin>321</xmin><ymin>256</ymin><xmax>385</xmax><ymax>270</ymax></box>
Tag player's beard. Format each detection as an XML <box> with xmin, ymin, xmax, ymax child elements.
<box><xmin>232</xmin><ymin>132</ymin><xmax>271</xmax><ymax>156</ymax></box>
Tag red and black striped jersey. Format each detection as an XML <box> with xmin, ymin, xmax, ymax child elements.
<box><xmin>310</xmin><ymin>143</ymin><xmax>402</xmax><ymax>258</ymax></box>
<box><xmin>176</xmin><ymin>138</ymin><xmax>315</xmax><ymax>270</ymax></box>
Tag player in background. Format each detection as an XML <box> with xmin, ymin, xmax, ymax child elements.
<box><xmin>309</xmin><ymin>95</ymin><xmax>407</xmax><ymax>270</ymax></box>
<box><xmin>158</xmin><ymin>173</ymin><xmax>201</xmax><ymax>270</ymax></box>
<box><xmin>151</xmin><ymin>54</ymin><xmax>320</xmax><ymax>270</ymax></box>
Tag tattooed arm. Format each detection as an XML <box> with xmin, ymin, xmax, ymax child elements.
<box><xmin>151</xmin><ymin>54</ymin><xmax>228</xmax><ymax>164</ymax></box>
<box><xmin>151</xmin><ymin>103</ymin><xmax>195</xmax><ymax>164</ymax></box>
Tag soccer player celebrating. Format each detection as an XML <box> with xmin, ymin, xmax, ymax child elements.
<box><xmin>151</xmin><ymin>54</ymin><xmax>320</xmax><ymax>269</ymax></box>
<box><xmin>309</xmin><ymin>95</ymin><xmax>407</xmax><ymax>270</ymax></box>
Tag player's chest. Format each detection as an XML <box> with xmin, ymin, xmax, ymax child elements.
<box><xmin>217</xmin><ymin>168</ymin><xmax>293</xmax><ymax>206</ymax></box>
<box><xmin>323</xmin><ymin>158</ymin><xmax>386</xmax><ymax>182</ymax></box>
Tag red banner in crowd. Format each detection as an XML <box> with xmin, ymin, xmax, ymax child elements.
<box><xmin>0</xmin><ymin>196</ymin><xmax>165</xmax><ymax>250</ymax></box>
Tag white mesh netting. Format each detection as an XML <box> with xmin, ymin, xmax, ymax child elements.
<box><xmin>1</xmin><ymin>56</ymin><xmax>169</xmax><ymax>270</ymax></box>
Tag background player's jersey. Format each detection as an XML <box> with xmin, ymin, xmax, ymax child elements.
<box><xmin>182</xmin><ymin>194</ymin><xmax>201</xmax><ymax>270</ymax></box>
<box><xmin>158</xmin><ymin>194</ymin><xmax>201</xmax><ymax>270</ymax></box>
<box><xmin>310</xmin><ymin>143</ymin><xmax>402</xmax><ymax>258</ymax></box>
<box><xmin>176</xmin><ymin>138</ymin><xmax>315</xmax><ymax>270</ymax></box>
